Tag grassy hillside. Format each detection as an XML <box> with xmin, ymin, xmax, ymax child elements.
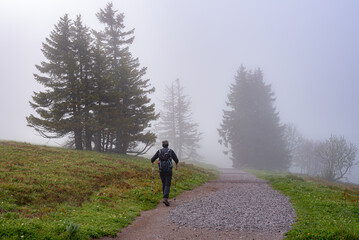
<box><xmin>0</xmin><ymin>141</ymin><xmax>217</xmax><ymax>240</ymax></box>
<box><xmin>248</xmin><ymin>170</ymin><xmax>359</xmax><ymax>240</ymax></box>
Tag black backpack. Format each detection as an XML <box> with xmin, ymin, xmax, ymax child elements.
<box><xmin>158</xmin><ymin>148</ymin><xmax>173</xmax><ymax>172</ymax></box>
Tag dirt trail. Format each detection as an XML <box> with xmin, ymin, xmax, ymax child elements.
<box><xmin>100</xmin><ymin>168</ymin><xmax>294</xmax><ymax>240</ymax></box>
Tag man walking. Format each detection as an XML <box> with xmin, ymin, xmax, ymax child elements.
<box><xmin>151</xmin><ymin>140</ymin><xmax>179</xmax><ymax>206</ymax></box>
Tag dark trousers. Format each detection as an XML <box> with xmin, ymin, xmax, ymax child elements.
<box><xmin>160</xmin><ymin>170</ymin><xmax>172</xmax><ymax>199</ymax></box>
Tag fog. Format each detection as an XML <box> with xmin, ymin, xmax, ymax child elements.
<box><xmin>1</xmin><ymin>0</ymin><xmax>358</xmax><ymax>183</ymax></box>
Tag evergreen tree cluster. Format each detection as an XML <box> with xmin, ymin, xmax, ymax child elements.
<box><xmin>156</xmin><ymin>79</ymin><xmax>202</xmax><ymax>161</ymax></box>
<box><xmin>218</xmin><ymin>65</ymin><xmax>290</xmax><ymax>171</ymax></box>
<box><xmin>27</xmin><ymin>3</ymin><xmax>158</xmax><ymax>154</ymax></box>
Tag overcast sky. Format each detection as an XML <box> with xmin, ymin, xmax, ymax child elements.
<box><xmin>1</xmin><ymin>0</ymin><xmax>358</xmax><ymax>183</ymax></box>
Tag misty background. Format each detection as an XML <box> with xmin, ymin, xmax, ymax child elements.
<box><xmin>1</xmin><ymin>0</ymin><xmax>358</xmax><ymax>183</ymax></box>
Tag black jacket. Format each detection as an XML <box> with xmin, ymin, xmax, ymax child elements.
<box><xmin>151</xmin><ymin>147</ymin><xmax>179</xmax><ymax>164</ymax></box>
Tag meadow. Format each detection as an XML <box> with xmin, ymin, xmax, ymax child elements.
<box><xmin>3</xmin><ymin>141</ymin><xmax>358</xmax><ymax>240</ymax></box>
<box><xmin>248</xmin><ymin>170</ymin><xmax>359</xmax><ymax>240</ymax></box>
<box><xmin>0</xmin><ymin>141</ymin><xmax>217</xmax><ymax>239</ymax></box>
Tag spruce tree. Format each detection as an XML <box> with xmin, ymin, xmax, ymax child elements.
<box><xmin>157</xmin><ymin>82</ymin><xmax>177</xmax><ymax>150</ymax></box>
<box><xmin>90</xmin><ymin>31</ymin><xmax>112</xmax><ymax>152</ymax></box>
<box><xmin>27</xmin><ymin>15</ymin><xmax>84</xmax><ymax>149</ymax></box>
<box><xmin>28</xmin><ymin>4</ymin><xmax>157</xmax><ymax>155</ymax></box>
<box><xmin>218</xmin><ymin>65</ymin><xmax>290</xmax><ymax>170</ymax></box>
<box><xmin>96</xmin><ymin>3</ymin><xmax>158</xmax><ymax>154</ymax></box>
<box><xmin>72</xmin><ymin>15</ymin><xmax>94</xmax><ymax>150</ymax></box>
<box><xmin>157</xmin><ymin>79</ymin><xmax>202</xmax><ymax>160</ymax></box>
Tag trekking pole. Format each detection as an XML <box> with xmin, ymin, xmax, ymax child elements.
<box><xmin>151</xmin><ymin>162</ymin><xmax>154</xmax><ymax>192</ymax></box>
<box><xmin>174</xmin><ymin>166</ymin><xmax>177</xmax><ymax>200</ymax></box>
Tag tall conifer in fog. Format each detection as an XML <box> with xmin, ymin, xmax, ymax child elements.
<box><xmin>28</xmin><ymin>4</ymin><xmax>158</xmax><ymax>154</ymax></box>
<box><xmin>90</xmin><ymin>32</ymin><xmax>112</xmax><ymax>152</ymax></box>
<box><xmin>157</xmin><ymin>79</ymin><xmax>202</xmax><ymax>160</ymax></box>
<box><xmin>72</xmin><ymin>15</ymin><xmax>94</xmax><ymax>150</ymax></box>
<box><xmin>95</xmin><ymin>3</ymin><xmax>158</xmax><ymax>154</ymax></box>
<box><xmin>218</xmin><ymin>65</ymin><xmax>289</xmax><ymax>170</ymax></box>
<box><xmin>27</xmin><ymin>15</ymin><xmax>87</xmax><ymax>150</ymax></box>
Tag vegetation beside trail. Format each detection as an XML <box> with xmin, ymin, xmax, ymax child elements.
<box><xmin>0</xmin><ymin>141</ymin><xmax>217</xmax><ymax>240</ymax></box>
<box><xmin>248</xmin><ymin>169</ymin><xmax>359</xmax><ymax>240</ymax></box>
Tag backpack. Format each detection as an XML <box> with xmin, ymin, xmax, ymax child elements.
<box><xmin>158</xmin><ymin>148</ymin><xmax>173</xmax><ymax>172</ymax></box>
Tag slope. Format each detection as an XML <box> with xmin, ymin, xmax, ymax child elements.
<box><xmin>0</xmin><ymin>141</ymin><xmax>217</xmax><ymax>239</ymax></box>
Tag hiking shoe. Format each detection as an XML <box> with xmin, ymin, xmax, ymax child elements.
<box><xmin>163</xmin><ymin>199</ymin><xmax>170</xmax><ymax>206</ymax></box>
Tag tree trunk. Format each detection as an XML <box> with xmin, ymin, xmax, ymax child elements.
<box><xmin>74</xmin><ymin>128</ymin><xmax>83</xmax><ymax>150</ymax></box>
<box><xmin>85</xmin><ymin>126</ymin><xmax>92</xmax><ymax>151</ymax></box>
<box><xmin>94</xmin><ymin>131</ymin><xmax>102</xmax><ymax>152</ymax></box>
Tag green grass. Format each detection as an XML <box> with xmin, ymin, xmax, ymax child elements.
<box><xmin>247</xmin><ymin>169</ymin><xmax>359</xmax><ymax>240</ymax></box>
<box><xmin>0</xmin><ymin>141</ymin><xmax>218</xmax><ymax>239</ymax></box>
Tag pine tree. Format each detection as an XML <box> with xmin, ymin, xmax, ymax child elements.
<box><xmin>218</xmin><ymin>65</ymin><xmax>290</xmax><ymax>170</ymax></box>
<box><xmin>72</xmin><ymin>15</ymin><xmax>94</xmax><ymax>150</ymax></box>
<box><xmin>96</xmin><ymin>3</ymin><xmax>158</xmax><ymax>154</ymax></box>
<box><xmin>27</xmin><ymin>15</ymin><xmax>84</xmax><ymax>149</ymax></box>
<box><xmin>28</xmin><ymin>4</ymin><xmax>157</xmax><ymax>155</ymax></box>
<box><xmin>157</xmin><ymin>82</ymin><xmax>177</xmax><ymax>150</ymax></box>
<box><xmin>157</xmin><ymin>79</ymin><xmax>202</xmax><ymax>160</ymax></box>
<box><xmin>90</xmin><ymin>31</ymin><xmax>112</xmax><ymax>152</ymax></box>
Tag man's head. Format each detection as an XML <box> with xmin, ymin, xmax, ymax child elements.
<box><xmin>162</xmin><ymin>140</ymin><xmax>169</xmax><ymax>148</ymax></box>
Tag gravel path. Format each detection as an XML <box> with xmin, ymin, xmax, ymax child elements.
<box><xmin>169</xmin><ymin>169</ymin><xmax>296</xmax><ymax>233</ymax></box>
<box><xmin>102</xmin><ymin>168</ymin><xmax>296</xmax><ymax>240</ymax></box>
